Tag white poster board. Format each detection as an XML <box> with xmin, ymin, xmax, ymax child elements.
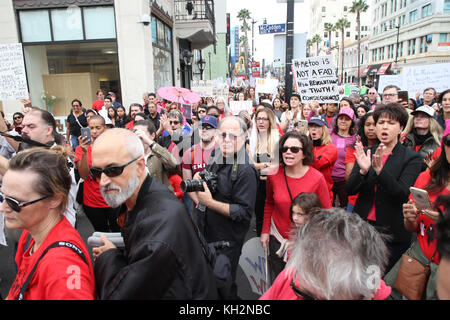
<box><xmin>238</xmin><ymin>237</ymin><xmax>269</xmax><ymax>296</ymax></box>
<box><xmin>378</xmin><ymin>63</ymin><xmax>450</xmax><ymax>97</ymax></box>
<box><xmin>0</xmin><ymin>213</ymin><xmax>6</xmax><ymax>246</ymax></box>
<box><xmin>0</xmin><ymin>43</ymin><xmax>28</xmax><ymax>101</ymax></box>
<box><xmin>292</xmin><ymin>56</ymin><xmax>339</xmax><ymax>103</ymax></box>
<box><xmin>255</xmin><ymin>78</ymin><xmax>279</xmax><ymax>94</ymax></box>
<box><xmin>229</xmin><ymin>100</ymin><xmax>253</xmax><ymax>115</ymax></box>
<box><xmin>191</xmin><ymin>80</ymin><xmax>213</xmax><ymax>97</ymax></box>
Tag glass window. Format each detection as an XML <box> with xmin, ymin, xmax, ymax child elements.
<box><xmin>422</xmin><ymin>4</ymin><xmax>431</xmax><ymax>18</ymax></box>
<box><xmin>19</xmin><ymin>10</ymin><xmax>52</xmax><ymax>42</ymax></box>
<box><xmin>151</xmin><ymin>16</ymin><xmax>157</xmax><ymax>44</ymax></box>
<box><xmin>83</xmin><ymin>7</ymin><xmax>116</xmax><ymax>39</ymax></box>
<box><xmin>409</xmin><ymin>9</ymin><xmax>418</xmax><ymax>23</ymax></box>
<box><xmin>445</xmin><ymin>0</ymin><xmax>450</xmax><ymax>13</ymax></box>
<box><xmin>157</xmin><ymin>20</ymin><xmax>165</xmax><ymax>47</ymax></box>
<box><xmin>165</xmin><ymin>25</ymin><xmax>172</xmax><ymax>49</ymax></box>
<box><xmin>51</xmin><ymin>8</ymin><xmax>83</xmax><ymax>41</ymax></box>
<box><xmin>153</xmin><ymin>47</ymin><xmax>173</xmax><ymax>90</ymax></box>
<box><xmin>440</xmin><ymin>33</ymin><xmax>448</xmax><ymax>43</ymax></box>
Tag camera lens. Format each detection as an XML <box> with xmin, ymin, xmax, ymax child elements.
<box><xmin>180</xmin><ymin>179</ymin><xmax>204</xmax><ymax>193</ymax></box>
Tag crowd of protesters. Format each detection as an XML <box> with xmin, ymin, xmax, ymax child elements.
<box><xmin>0</xmin><ymin>83</ymin><xmax>449</xmax><ymax>301</ymax></box>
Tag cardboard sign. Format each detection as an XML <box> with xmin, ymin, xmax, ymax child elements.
<box><xmin>0</xmin><ymin>43</ymin><xmax>28</xmax><ymax>101</ymax></box>
<box><xmin>191</xmin><ymin>80</ymin><xmax>213</xmax><ymax>97</ymax></box>
<box><xmin>229</xmin><ymin>100</ymin><xmax>253</xmax><ymax>115</ymax></box>
<box><xmin>292</xmin><ymin>56</ymin><xmax>339</xmax><ymax>103</ymax></box>
<box><xmin>238</xmin><ymin>237</ymin><xmax>269</xmax><ymax>296</ymax></box>
<box><xmin>255</xmin><ymin>78</ymin><xmax>279</xmax><ymax>94</ymax></box>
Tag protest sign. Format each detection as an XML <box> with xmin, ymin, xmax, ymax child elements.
<box><xmin>255</xmin><ymin>78</ymin><xmax>279</xmax><ymax>94</ymax></box>
<box><xmin>191</xmin><ymin>80</ymin><xmax>213</xmax><ymax>97</ymax></box>
<box><xmin>0</xmin><ymin>43</ymin><xmax>28</xmax><ymax>101</ymax></box>
<box><xmin>377</xmin><ymin>74</ymin><xmax>404</xmax><ymax>94</ymax></box>
<box><xmin>229</xmin><ymin>100</ymin><xmax>253</xmax><ymax>115</ymax></box>
<box><xmin>292</xmin><ymin>56</ymin><xmax>339</xmax><ymax>103</ymax></box>
<box><xmin>181</xmin><ymin>103</ymin><xmax>192</xmax><ymax>120</ymax></box>
<box><xmin>238</xmin><ymin>237</ymin><xmax>269</xmax><ymax>296</ymax></box>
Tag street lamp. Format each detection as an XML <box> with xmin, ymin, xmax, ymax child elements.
<box><xmin>394</xmin><ymin>24</ymin><xmax>400</xmax><ymax>74</ymax></box>
<box><xmin>197</xmin><ymin>58</ymin><xmax>206</xmax><ymax>80</ymax></box>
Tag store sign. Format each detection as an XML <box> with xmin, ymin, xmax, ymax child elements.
<box><xmin>0</xmin><ymin>43</ymin><xmax>28</xmax><ymax>101</ymax></box>
<box><xmin>292</xmin><ymin>56</ymin><xmax>339</xmax><ymax>103</ymax></box>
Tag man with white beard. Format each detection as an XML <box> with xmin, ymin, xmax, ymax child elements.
<box><xmin>90</xmin><ymin>128</ymin><xmax>218</xmax><ymax>299</ymax></box>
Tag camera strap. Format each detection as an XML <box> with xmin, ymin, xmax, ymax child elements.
<box><xmin>16</xmin><ymin>240</ymin><xmax>88</xmax><ymax>300</ymax></box>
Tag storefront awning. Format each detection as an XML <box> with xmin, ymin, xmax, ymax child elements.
<box><xmin>360</xmin><ymin>66</ymin><xmax>370</xmax><ymax>77</ymax></box>
<box><xmin>364</xmin><ymin>64</ymin><xmax>383</xmax><ymax>76</ymax></box>
<box><xmin>377</xmin><ymin>63</ymin><xmax>392</xmax><ymax>75</ymax></box>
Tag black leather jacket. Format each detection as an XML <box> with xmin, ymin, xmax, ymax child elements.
<box><xmin>94</xmin><ymin>175</ymin><xmax>218</xmax><ymax>299</ymax></box>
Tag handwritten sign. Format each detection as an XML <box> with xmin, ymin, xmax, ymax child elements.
<box><xmin>229</xmin><ymin>100</ymin><xmax>253</xmax><ymax>116</ymax></box>
<box><xmin>292</xmin><ymin>56</ymin><xmax>339</xmax><ymax>103</ymax></box>
<box><xmin>191</xmin><ymin>80</ymin><xmax>213</xmax><ymax>97</ymax></box>
<box><xmin>378</xmin><ymin>63</ymin><xmax>450</xmax><ymax>97</ymax></box>
<box><xmin>255</xmin><ymin>78</ymin><xmax>279</xmax><ymax>94</ymax></box>
<box><xmin>238</xmin><ymin>237</ymin><xmax>269</xmax><ymax>296</ymax></box>
<box><xmin>0</xmin><ymin>43</ymin><xmax>28</xmax><ymax>101</ymax></box>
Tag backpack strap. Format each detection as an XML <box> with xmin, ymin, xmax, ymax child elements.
<box><xmin>16</xmin><ymin>241</ymin><xmax>88</xmax><ymax>300</ymax></box>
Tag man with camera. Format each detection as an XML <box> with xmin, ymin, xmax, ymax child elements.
<box><xmin>187</xmin><ymin>116</ymin><xmax>258</xmax><ymax>299</ymax></box>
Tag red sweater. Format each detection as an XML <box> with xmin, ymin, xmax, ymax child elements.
<box><xmin>409</xmin><ymin>170</ymin><xmax>449</xmax><ymax>264</ymax></box>
<box><xmin>260</xmin><ymin>269</ymin><xmax>392</xmax><ymax>300</ymax></box>
<box><xmin>312</xmin><ymin>143</ymin><xmax>338</xmax><ymax>202</ymax></box>
<box><xmin>262</xmin><ymin>166</ymin><xmax>332</xmax><ymax>238</ymax></box>
<box><xmin>7</xmin><ymin>218</ymin><xmax>95</xmax><ymax>300</ymax></box>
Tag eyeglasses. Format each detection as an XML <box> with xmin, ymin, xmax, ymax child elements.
<box><xmin>220</xmin><ymin>132</ymin><xmax>240</xmax><ymax>140</ymax></box>
<box><xmin>281</xmin><ymin>146</ymin><xmax>303</xmax><ymax>153</ymax></box>
<box><xmin>90</xmin><ymin>157</ymin><xmax>139</xmax><ymax>181</ymax></box>
<box><xmin>198</xmin><ymin>110</ymin><xmax>206</xmax><ymax>114</ymax></box>
<box><xmin>382</xmin><ymin>93</ymin><xmax>397</xmax><ymax>99</ymax></box>
<box><xmin>290</xmin><ymin>279</ymin><xmax>317</xmax><ymax>300</ymax></box>
<box><xmin>209</xmin><ymin>114</ymin><xmax>220</xmax><ymax>118</ymax></box>
<box><xmin>169</xmin><ymin>121</ymin><xmax>180</xmax><ymax>125</ymax></box>
<box><xmin>200</xmin><ymin>125</ymin><xmax>215</xmax><ymax>130</ymax></box>
<box><xmin>13</xmin><ymin>116</ymin><xmax>23</xmax><ymax>120</ymax></box>
<box><xmin>256</xmin><ymin>117</ymin><xmax>269</xmax><ymax>122</ymax></box>
<box><xmin>0</xmin><ymin>191</ymin><xmax>50</xmax><ymax>213</ymax></box>
<box><xmin>368</xmin><ymin>92</ymin><xmax>376</xmax><ymax>95</ymax></box>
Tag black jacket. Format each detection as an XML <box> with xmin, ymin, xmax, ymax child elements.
<box><xmin>94</xmin><ymin>175</ymin><xmax>218</xmax><ymax>299</ymax></box>
<box><xmin>204</xmin><ymin>148</ymin><xmax>258</xmax><ymax>246</ymax></box>
<box><xmin>346</xmin><ymin>142</ymin><xmax>422</xmax><ymax>243</ymax></box>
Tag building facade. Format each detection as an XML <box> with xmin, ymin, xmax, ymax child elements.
<box><xmin>1</xmin><ymin>0</ymin><xmax>216</xmax><ymax>118</ymax></box>
<box><xmin>365</xmin><ymin>0</ymin><xmax>450</xmax><ymax>87</ymax></box>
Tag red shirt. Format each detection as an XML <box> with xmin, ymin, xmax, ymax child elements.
<box><xmin>260</xmin><ymin>269</ymin><xmax>392</xmax><ymax>300</ymax></box>
<box><xmin>91</xmin><ymin>100</ymin><xmax>104</xmax><ymax>112</ymax></box>
<box><xmin>125</xmin><ymin>120</ymin><xmax>134</xmax><ymax>130</ymax></box>
<box><xmin>262</xmin><ymin>166</ymin><xmax>331</xmax><ymax>238</ymax></box>
<box><xmin>182</xmin><ymin>143</ymin><xmax>218</xmax><ymax>176</ymax></box>
<box><xmin>312</xmin><ymin>143</ymin><xmax>338</xmax><ymax>203</ymax></box>
<box><xmin>74</xmin><ymin>145</ymin><xmax>109</xmax><ymax>208</ymax></box>
<box><xmin>7</xmin><ymin>218</ymin><xmax>95</xmax><ymax>300</ymax></box>
<box><xmin>409</xmin><ymin>170</ymin><xmax>449</xmax><ymax>264</ymax></box>
<box><xmin>169</xmin><ymin>174</ymin><xmax>184</xmax><ymax>201</ymax></box>
<box><xmin>345</xmin><ymin>147</ymin><xmax>359</xmax><ymax>206</ymax></box>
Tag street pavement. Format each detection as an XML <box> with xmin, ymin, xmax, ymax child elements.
<box><xmin>0</xmin><ymin>205</ymin><xmax>261</xmax><ymax>300</ymax></box>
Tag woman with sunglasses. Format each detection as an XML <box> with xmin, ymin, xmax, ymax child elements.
<box><xmin>384</xmin><ymin>132</ymin><xmax>450</xmax><ymax>300</ymax></box>
<box><xmin>75</xmin><ymin>115</ymin><xmax>121</xmax><ymax>232</ymax></box>
<box><xmin>261</xmin><ymin>131</ymin><xmax>331</xmax><ymax>283</ymax></box>
<box><xmin>11</xmin><ymin>112</ymin><xmax>24</xmax><ymax>134</ymax></box>
<box><xmin>249</xmin><ymin>107</ymin><xmax>280</xmax><ymax>236</ymax></box>
<box><xmin>3</xmin><ymin>147</ymin><xmax>95</xmax><ymax>300</ymax></box>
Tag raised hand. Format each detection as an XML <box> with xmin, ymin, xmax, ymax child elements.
<box><xmin>354</xmin><ymin>140</ymin><xmax>371</xmax><ymax>175</ymax></box>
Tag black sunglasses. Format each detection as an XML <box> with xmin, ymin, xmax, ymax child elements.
<box><xmin>290</xmin><ymin>279</ymin><xmax>317</xmax><ymax>300</ymax></box>
<box><xmin>200</xmin><ymin>125</ymin><xmax>215</xmax><ymax>130</ymax></box>
<box><xmin>281</xmin><ymin>146</ymin><xmax>303</xmax><ymax>154</ymax></box>
<box><xmin>0</xmin><ymin>192</ymin><xmax>50</xmax><ymax>213</ymax></box>
<box><xmin>90</xmin><ymin>157</ymin><xmax>139</xmax><ymax>181</ymax></box>
<box><xmin>14</xmin><ymin>116</ymin><xmax>23</xmax><ymax>120</ymax></box>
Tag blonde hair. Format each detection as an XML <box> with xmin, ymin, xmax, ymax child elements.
<box><xmin>255</xmin><ymin>108</ymin><xmax>280</xmax><ymax>158</ymax></box>
<box><xmin>321</xmin><ymin>126</ymin><xmax>333</xmax><ymax>145</ymax></box>
<box><xmin>404</xmin><ymin>114</ymin><xmax>443</xmax><ymax>146</ymax></box>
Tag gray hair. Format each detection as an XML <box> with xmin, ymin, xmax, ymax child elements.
<box><xmin>219</xmin><ymin>116</ymin><xmax>248</xmax><ymax>135</ymax></box>
<box><xmin>286</xmin><ymin>208</ymin><xmax>390</xmax><ymax>300</ymax></box>
<box><xmin>167</xmin><ymin>111</ymin><xmax>183</xmax><ymax>124</ymax></box>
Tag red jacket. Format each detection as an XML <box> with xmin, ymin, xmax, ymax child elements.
<box><xmin>312</xmin><ymin>143</ymin><xmax>338</xmax><ymax>202</ymax></box>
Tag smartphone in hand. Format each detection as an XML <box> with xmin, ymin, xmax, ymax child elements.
<box><xmin>80</xmin><ymin>127</ymin><xmax>92</xmax><ymax>145</ymax></box>
<box><xmin>410</xmin><ymin>187</ymin><xmax>432</xmax><ymax>211</ymax></box>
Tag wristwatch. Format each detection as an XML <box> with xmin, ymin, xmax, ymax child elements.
<box><xmin>150</xmin><ymin>142</ymin><xmax>156</xmax><ymax>149</ymax></box>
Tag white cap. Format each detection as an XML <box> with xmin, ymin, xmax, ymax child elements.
<box><xmin>411</xmin><ymin>105</ymin><xmax>435</xmax><ymax>117</ymax></box>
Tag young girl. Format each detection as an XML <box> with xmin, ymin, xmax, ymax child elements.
<box><xmin>290</xmin><ymin>192</ymin><xmax>323</xmax><ymax>229</ymax></box>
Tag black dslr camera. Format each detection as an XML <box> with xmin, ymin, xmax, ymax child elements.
<box><xmin>180</xmin><ymin>170</ymin><xmax>218</xmax><ymax>193</ymax></box>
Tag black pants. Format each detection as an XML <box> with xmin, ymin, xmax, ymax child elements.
<box><xmin>268</xmin><ymin>236</ymin><xmax>286</xmax><ymax>285</ymax></box>
<box><xmin>218</xmin><ymin>244</ymin><xmax>243</xmax><ymax>299</ymax></box>
<box><xmin>83</xmin><ymin>205</ymin><xmax>121</xmax><ymax>232</ymax></box>
<box><xmin>332</xmin><ymin>179</ymin><xmax>348</xmax><ymax>208</ymax></box>
<box><xmin>254</xmin><ymin>179</ymin><xmax>266</xmax><ymax>237</ymax></box>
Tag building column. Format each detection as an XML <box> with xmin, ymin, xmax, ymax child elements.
<box><xmin>114</xmin><ymin>0</ymin><xmax>154</xmax><ymax>109</ymax></box>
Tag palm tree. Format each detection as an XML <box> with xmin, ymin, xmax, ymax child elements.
<box><xmin>312</xmin><ymin>34</ymin><xmax>322</xmax><ymax>56</ymax></box>
<box><xmin>306</xmin><ymin>39</ymin><xmax>313</xmax><ymax>57</ymax></box>
<box><xmin>324</xmin><ymin>23</ymin><xmax>335</xmax><ymax>50</ymax></box>
<box><xmin>335</xmin><ymin>18</ymin><xmax>351</xmax><ymax>84</ymax></box>
<box><xmin>350</xmin><ymin>0</ymin><xmax>369</xmax><ymax>85</ymax></box>
<box><xmin>237</xmin><ymin>9</ymin><xmax>252</xmax><ymax>78</ymax></box>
